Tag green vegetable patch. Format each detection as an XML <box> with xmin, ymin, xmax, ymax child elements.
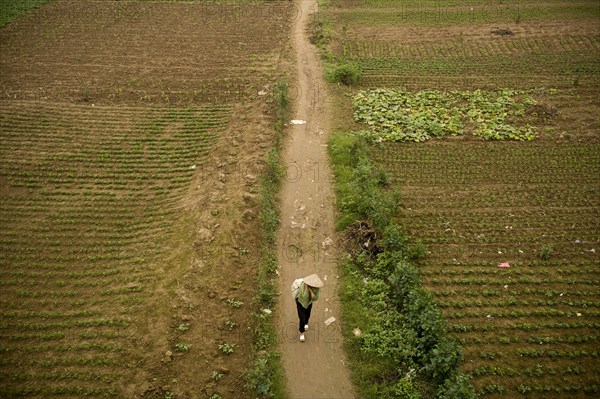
<box><xmin>353</xmin><ymin>88</ymin><xmax>538</xmax><ymax>142</ymax></box>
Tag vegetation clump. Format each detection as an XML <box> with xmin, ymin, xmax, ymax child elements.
<box><xmin>327</xmin><ymin>61</ymin><xmax>362</xmax><ymax>86</ymax></box>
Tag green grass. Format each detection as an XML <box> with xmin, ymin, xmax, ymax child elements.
<box><xmin>0</xmin><ymin>0</ymin><xmax>50</xmax><ymax>28</ymax></box>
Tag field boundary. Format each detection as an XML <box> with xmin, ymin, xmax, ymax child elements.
<box><xmin>327</xmin><ymin>133</ymin><xmax>477</xmax><ymax>398</ymax></box>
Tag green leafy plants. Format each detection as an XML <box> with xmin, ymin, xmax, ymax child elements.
<box><xmin>540</xmin><ymin>245</ymin><xmax>553</xmax><ymax>260</ymax></box>
<box><xmin>424</xmin><ymin>338</ymin><xmax>463</xmax><ymax>383</ymax></box>
<box><xmin>174</xmin><ymin>343</ymin><xmax>191</xmax><ymax>353</ymax></box>
<box><xmin>353</xmin><ymin>88</ymin><xmax>537</xmax><ymax>142</ymax></box>
<box><xmin>329</xmin><ymin>132</ymin><xmax>475</xmax><ymax>398</ymax></box>
<box><xmin>224</xmin><ymin>319</ymin><xmax>238</xmax><ymax>330</ymax></box>
<box><xmin>437</xmin><ymin>373</ymin><xmax>477</xmax><ymax>399</ymax></box>
<box><xmin>218</xmin><ymin>343</ymin><xmax>235</xmax><ymax>355</ymax></box>
<box><xmin>326</xmin><ymin>61</ymin><xmax>362</xmax><ymax>86</ymax></box>
<box><xmin>242</xmin><ymin>79</ymin><xmax>287</xmax><ymax>399</ymax></box>
<box><xmin>225</xmin><ymin>298</ymin><xmax>244</xmax><ymax>308</ymax></box>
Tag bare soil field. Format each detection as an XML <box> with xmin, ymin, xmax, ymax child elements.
<box><xmin>0</xmin><ymin>1</ymin><xmax>294</xmax><ymax>397</ymax></box>
<box><xmin>0</xmin><ymin>1</ymin><xmax>291</xmax><ymax>105</ymax></box>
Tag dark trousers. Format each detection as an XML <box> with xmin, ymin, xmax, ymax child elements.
<box><xmin>296</xmin><ymin>299</ymin><xmax>312</xmax><ymax>333</ymax></box>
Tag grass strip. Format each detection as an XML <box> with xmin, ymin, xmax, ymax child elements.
<box><xmin>245</xmin><ymin>80</ymin><xmax>290</xmax><ymax>399</ymax></box>
<box><xmin>328</xmin><ymin>133</ymin><xmax>477</xmax><ymax>399</ymax></box>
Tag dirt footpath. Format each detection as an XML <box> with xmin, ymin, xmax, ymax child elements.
<box><xmin>275</xmin><ymin>0</ymin><xmax>356</xmax><ymax>397</ymax></box>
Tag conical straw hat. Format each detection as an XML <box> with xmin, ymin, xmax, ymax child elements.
<box><xmin>303</xmin><ymin>274</ymin><xmax>324</xmax><ymax>288</ymax></box>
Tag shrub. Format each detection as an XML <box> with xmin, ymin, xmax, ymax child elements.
<box><xmin>369</xmin><ymin>250</ymin><xmax>404</xmax><ymax>279</ymax></box>
<box><xmin>424</xmin><ymin>338</ymin><xmax>463</xmax><ymax>383</ymax></box>
<box><xmin>436</xmin><ymin>373</ymin><xmax>477</xmax><ymax>399</ymax></box>
<box><xmin>389</xmin><ymin>260</ymin><xmax>421</xmax><ymax>308</ymax></box>
<box><xmin>359</xmin><ymin>278</ymin><xmax>390</xmax><ymax>312</ymax></box>
<box><xmin>404</xmin><ymin>289</ymin><xmax>447</xmax><ymax>358</ymax></box>
<box><xmin>381</xmin><ymin>224</ymin><xmax>408</xmax><ymax>252</ymax></box>
<box><xmin>360</xmin><ymin>311</ymin><xmax>418</xmax><ymax>369</ymax></box>
<box><xmin>406</xmin><ymin>239</ymin><xmax>428</xmax><ymax>260</ymax></box>
<box><xmin>326</xmin><ymin>61</ymin><xmax>362</xmax><ymax>86</ymax></box>
<box><xmin>348</xmin><ymin>158</ymin><xmax>398</xmax><ymax>229</ymax></box>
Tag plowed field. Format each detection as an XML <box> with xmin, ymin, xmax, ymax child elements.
<box><xmin>0</xmin><ymin>1</ymin><xmax>294</xmax><ymax>397</ymax></box>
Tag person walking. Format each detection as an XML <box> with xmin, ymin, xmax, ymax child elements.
<box><xmin>291</xmin><ymin>274</ymin><xmax>324</xmax><ymax>342</ymax></box>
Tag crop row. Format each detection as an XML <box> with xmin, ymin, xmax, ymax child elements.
<box><xmin>7</xmin><ymin>285</ymin><xmax>145</xmax><ymax>301</ymax></box>
<box><xmin>354</xmin><ymin>53</ymin><xmax>600</xmax><ymax>76</ymax></box>
<box><xmin>0</xmin><ymin>317</ymin><xmax>130</xmax><ymax>331</ymax></box>
<box><xmin>1</xmin><ymin>371</ymin><xmax>116</xmax><ymax>383</ymax></box>
<box><xmin>391</xmin><ymin>174</ymin><xmax>599</xmax><ymax>187</ymax></box>
<box><xmin>428</xmin><ymin>276</ymin><xmax>599</xmax><ymax>286</ymax></box>
<box><xmin>337</xmin><ymin>2</ymin><xmax>599</xmax><ymax>25</ymax></box>
<box><xmin>422</xmin><ymin>241</ymin><xmax>598</xmax><ymax>252</ymax></box>
<box><xmin>443</xmin><ymin>308</ymin><xmax>599</xmax><ymax>319</ymax></box>
<box><xmin>417</xmin><ymin>232</ymin><xmax>597</xmax><ymax>245</ymax></box>
<box><xmin>515</xmin><ymin>349</ymin><xmax>598</xmax><ymax>358</ymax></box>
<box><xmin>422</xmin><ymin>268</ymin><xmax>597</xmax><ymax>277</ymax></box>
<box><xmin>434</xmin><ymin>288</ymin><xmax>598</xmax><ymax>299</ymax></box>
<box><xmin>470</xmin><ymin>364</ymin><xmax>586</xmax><ymax>377</ymax></box>
<box><xmin>403</xmin><ymin>213</ymin><xmax>599</xmax><ymax>229</ymax></box>
<box><xmin>2</xmin><ymin>342</ymin><xmax>123</xmax><ymax>353</ymax></box>
<box><xmin>340</xmin><ymin>35</ymin><xmax>599</xmax><ymax>59</ymax></box>
<box><xmin>458</xmin><ymin>335</ymin><xmax>598</xmax><ymax>346</ymax></box>
<box><xmin>0</xmin><ymin>386</ymin><xmax>117</xmax><ymax>397</ymax></box>
<box><xmin>387</xmin><ymin>168</ymin><xmax>599</xmax><ymax>184</ymax></box>
<box><xmin>430</xmin><ymin>259</ymin><xmax>595</xmax><ymax>267</ymax></box>
<box><xmin>398</xmin><ymin>189</ymin><xmax>599</xmax><ymax>205</ymax></box>
<box><xmin>478</xmin><ymin>384</ymin><xmax>600</xmax><ymax>395</ymax></box>
<box><xmin>438</xmin><ymin>298</ymin><xmax>600</xmax><ymax>309</ymax></box>
<box><xmin>473</xmin><ymin>348</ymin><xmax>599</xmax><ymax>361</ymax></box>
<box><xmin>0</xmin><ymin>356</ymin><xmax>121</xmax><ymax>368</ymax></box>
<box><xmin>449</xmin><ymin>321</ymin><xmax>600</xmax><ymax>333</ymax></box>
<box><xmin>355</xmin><ymin>62</ymin><xmax>599</xmax><ymax>88</ymax></box>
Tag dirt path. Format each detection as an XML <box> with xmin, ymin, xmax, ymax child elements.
<box><xmin>275</xmin><ymin>0</ymin><xmax>356</xmax><ymax>398</ymax></box>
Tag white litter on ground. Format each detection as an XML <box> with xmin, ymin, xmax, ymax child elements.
<box><xmin>291</xmin><ymin>120</ymin><xmax>307</xmax><ymax>125</ymax></box>
<box><xmin>324</xmin><ymin>317</ymin><xmax>336</xmax><ymax>326</ymax></box>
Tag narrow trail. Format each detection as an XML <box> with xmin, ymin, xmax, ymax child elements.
<box><xmin>275</xmin><ymin>0</ymin><xmax>356</xmax><ymax>398</ymax></box>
